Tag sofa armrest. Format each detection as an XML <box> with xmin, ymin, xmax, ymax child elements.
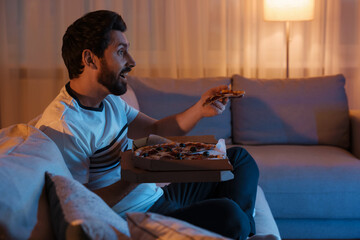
<box><xmin>350</xmin><ymin>110</ymin><xmax>360</xmax><ymax>159</ymax></box>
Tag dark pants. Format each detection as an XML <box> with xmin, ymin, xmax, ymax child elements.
<box><xmin>148</xmin><ymin>147</ymin><xmax>259</xmax><ymax>240</ymax></box>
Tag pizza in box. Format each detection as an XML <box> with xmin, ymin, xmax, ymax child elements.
<box><xmin>132</xmin><ymin>139</ymin><xmax>233</xmax><ymax>171</ymax></box>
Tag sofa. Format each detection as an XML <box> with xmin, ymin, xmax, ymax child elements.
<box><xmin>0</xmin><ymin>104</ymin><xmax>280</xmax><ymax>235</ymax></box>
<box><xmin>123</xmin><ymin>73</ymin><xmax>360</xmax><ymax>239</ymax></box>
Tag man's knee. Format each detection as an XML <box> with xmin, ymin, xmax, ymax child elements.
<box><xmin>228</xmin><ymin>147</ymin><xmax>259</xmax><ymax>178</ymax></box>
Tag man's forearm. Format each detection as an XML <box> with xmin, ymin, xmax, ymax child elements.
<box><xmin>151</xmin><ymin>102</ymin><xmax>203</xmax><ymax>136</ymax></box>
<box><xmin>91</xmin><ymin>180</ymin><xmax>139</xmax><ymax>207</ymax></box>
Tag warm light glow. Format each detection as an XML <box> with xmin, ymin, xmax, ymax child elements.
<box><xmin>264</xmin><ymin>0</ymin><xmax>314</xmax><ymax>21</ymax></box>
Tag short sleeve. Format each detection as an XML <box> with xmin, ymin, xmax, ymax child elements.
<box><xmin>117</xmin><ymin>96</ymin><xmax>139</xmax><ymax>123</ymax></box>
<box><xmin>40</xmin><ymin>121</ymin><xmax>91</xmax><ymax>184</ymax></box>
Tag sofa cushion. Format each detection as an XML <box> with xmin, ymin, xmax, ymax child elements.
<box><xmin>232</xmin><ymin>74</ymin><xmax>349</xmax><ymax>149</ymax></box>
<box><xmin>127</xmin><ymin>212</ymin><xmax>230</xmax><ymax>240</ymax></box>
<box><xmin>45</xmin><ymin>173</ymin><xmax>130</xmax><ymax>239</ymax></box>
<box><xmin>0</xmin><ymin>124</ymin><xmax>72</xmax><ymax>239</ymax></box>
<box><xmin>127</xmin><ymin>76</ymin><xmax>232</xmax><ymax>140</ymax></box>
<box><xmin>241</xmin><ymin>145</ymin><xmax>360</xmax><ymax>219</ymax></box>
<box><xmin>276</xmin><ymin>218</ymin><xmax>360</xmax><ymax>239</ymax></box>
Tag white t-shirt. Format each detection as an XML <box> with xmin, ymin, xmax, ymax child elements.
<box><xmin>36</xmin><ymin>82</ymin><xmax>163</xmax><ymax>216</ymax></box>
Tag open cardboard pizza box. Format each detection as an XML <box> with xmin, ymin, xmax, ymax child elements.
<box><xmin>121</xmin><ymin>135</ymin><xmax>234</xmax><ymax>183</ymax></box>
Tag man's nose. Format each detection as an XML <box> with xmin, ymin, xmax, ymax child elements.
<box><xmin>127</xmin><ymin>53</ymin><xmax>136</xmax><ymax>68</ymax></box>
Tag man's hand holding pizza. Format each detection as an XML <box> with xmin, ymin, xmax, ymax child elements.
<box><xmin>197</xmin><ymin>85</ymin><xmax>230</xmax><ymax>117</ymax></box>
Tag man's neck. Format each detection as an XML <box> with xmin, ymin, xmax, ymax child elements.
<box><xmin>69</xmin><ymin>78</ymin><xmax>108</xmax><ymax>108</ymax></box>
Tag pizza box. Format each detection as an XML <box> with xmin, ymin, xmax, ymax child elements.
<box><xmin>132</xmin><ymin>156</ymin><xmax>233</xmax><ymax>172</ymax></box>
<box><xmin>132</xmin><ymin>135</ymin><xmax>233</xmax><ymax>171</ymax></box>
<box><xmin>121</xmin><ymin>150</ymin><xmax>234</xmax><ymax>183</ymax></box>
<box><xmin>121</xmin><ymin>135</ymin><xmax>234</xmax><ymax>183</ymax></box>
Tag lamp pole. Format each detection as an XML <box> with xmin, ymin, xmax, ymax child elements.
<box><xmin>286</xmin><ymin>21</ymin><xmax>290</xmax><ymax>79</ymax></box>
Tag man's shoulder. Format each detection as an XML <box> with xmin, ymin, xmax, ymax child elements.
<box><xmin>104</xmin><ymin>94</ymin><xmax>131</xmax><ymax>114</ymax></box>
<box><xmin>105</xmin><ymin>94</ymin><xmax>126</xmax><ymax>106</ymax></box>
<box><xmin>35</xmin><ymin>87</ymin><xmax>77</xmax><ymax>129</ymax></box>
<box><xmin>35</xmin><ymin>112</ymin><xmax>71</xmax><ymax>133</ymax></box>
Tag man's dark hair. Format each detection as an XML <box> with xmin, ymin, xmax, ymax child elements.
<box><xmin>62</xmin><ymin>10</ymin><xmax>127</xmax><ymax>79</ymax></box>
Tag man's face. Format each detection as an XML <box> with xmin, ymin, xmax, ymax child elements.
<box><xmin>97</xmin><ymin>31</ymin><xmax>135</xmax><ymax>95</ymax></box>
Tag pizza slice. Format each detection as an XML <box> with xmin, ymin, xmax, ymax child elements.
<box><xmin>203</xmin><ymin>89</ymin><xmax>245</xmax><ymax>106</ymax></box>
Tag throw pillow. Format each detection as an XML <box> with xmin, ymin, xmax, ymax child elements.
<box><xmin>232</xmin><ymin>74</ymin><xmax>350</xmax><ymax>149</ymax></box>
<box><xmin>45</xmin><ymin>172</ymin><xmax>130</xmax><ymax>240</ymax></box>
<box><xmin>126</xmin><ymin>212</ymin><xmax>231</xmax><ymax>240</ymax></box>
<box><xmin>127</xmin><ymin>76</ymin><xmax>232</xmax><ymax>140</ymax></box>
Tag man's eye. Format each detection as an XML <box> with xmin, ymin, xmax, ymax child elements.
<box><xmin>118</xmin><ymin>50</ymin><xmax>124</xmax><ymax>56</ymax></box>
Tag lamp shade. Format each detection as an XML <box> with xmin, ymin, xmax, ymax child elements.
<box><xmin>264</xmin><ymin>0</ymin><xmax>314</xmax><ymax>21</ymax></box>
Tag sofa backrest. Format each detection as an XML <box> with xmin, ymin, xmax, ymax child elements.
<box><xmin>127</xmin><ymin>76</ymin><xmax>232</xmax><ymax>140</ymax></box>
<box><xmin>120</xmin><ymin>84</ymin><xmax>140</xmax><ymax>110</ymax></box>
<box><xmin>125</xmin><ymin>74</ymin><xmax>350</xmax><ymax>149</ymax></box>
<box><xmin>231</xmin><ymin>74</ymin><xmax>350</xmax><ymax>149</ymax></box>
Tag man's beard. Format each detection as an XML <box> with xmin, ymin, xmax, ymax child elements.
<box><xmin>97</xmin><ymin>59</ymin><xmax>128</xmax><ymax>96</ymax></box>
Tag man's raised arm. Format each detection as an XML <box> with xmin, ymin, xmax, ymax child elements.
<box><xmin>128</xmin><ymin>85</ymin><xmax>229</xmax><ymax>139</ymax></box>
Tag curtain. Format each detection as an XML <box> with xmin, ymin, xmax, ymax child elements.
<box><xmin>1</xmin><ymin>0</ymin><xmax>360</xmax><ymax>128</ymax></box>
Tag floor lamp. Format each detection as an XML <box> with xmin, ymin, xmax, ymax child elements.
<box><xmin>263</xmin><ymin>0</ymin><xmax>315</xmax><ymax>79</ymax></box>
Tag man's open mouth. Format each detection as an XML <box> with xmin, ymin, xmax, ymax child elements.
<box><xmin>120</xmin><ymin>67</ymin><xmax>132</xmax><ymax>79</ymax></box>
<box><xmin>119</xmin><ymin>72</ymin><xmax>127</xmax><ymax>79</ymax></box>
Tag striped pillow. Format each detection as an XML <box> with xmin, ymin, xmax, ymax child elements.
<box><xmin>45</xmin><ymin>172</ymin><xmax>130</xmax><ymax>239</ymax></box>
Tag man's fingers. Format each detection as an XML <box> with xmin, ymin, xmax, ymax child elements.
<box><xmin>220</xmin><ymin>97</ymin><xmax>228</xmax><ymax>105</ymax></box>
<box><xmin>211</xmin><ymin>100</ymin><xmax>226</xmax><ymax>113</ymax></box>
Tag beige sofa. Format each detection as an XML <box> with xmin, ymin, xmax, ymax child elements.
<box><xmin>125</xmin><ymin>73</ymin><xmax>360</xmax><ymax>239</ymax></box>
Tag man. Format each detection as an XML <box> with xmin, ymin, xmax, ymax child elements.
<box><xmin>36</xmin><ymin>10</ymin><xmax>259</xmax><ymax>240</ymax></box>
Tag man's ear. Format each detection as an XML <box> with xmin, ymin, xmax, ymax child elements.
<box><xmin>82</xmin><ymin>49</ymin><xmax>98</xmax><ymax>69</ymax></box>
